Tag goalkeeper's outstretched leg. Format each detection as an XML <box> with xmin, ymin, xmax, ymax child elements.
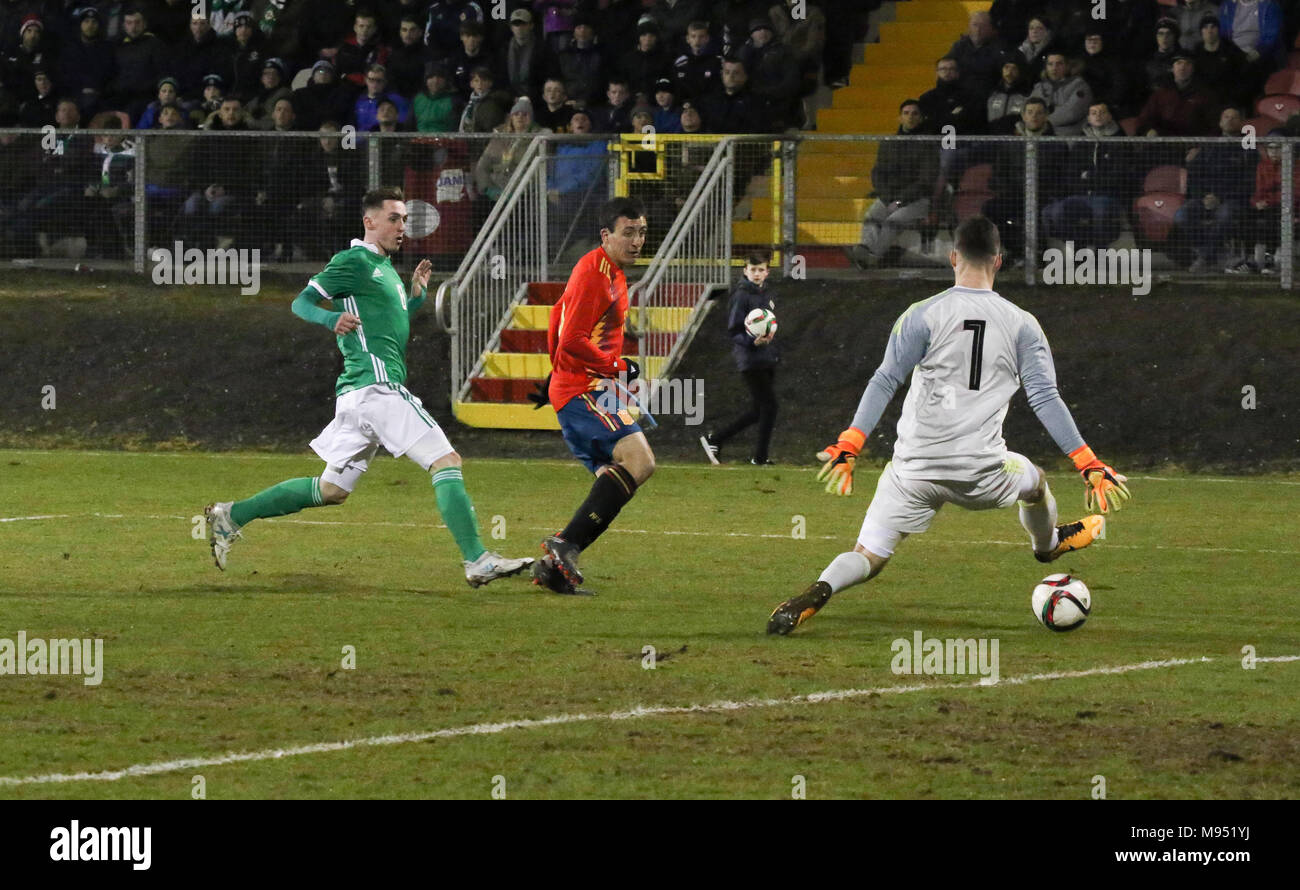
<box><xmin>1017</xmin><ymin>463</ymin><xmax>1105</xmax><ymax>562</ymax></box>
<box><xmin>768</xmin><ymin>542</ymin><xmax>892</xmax><ymax>635</ymax></box>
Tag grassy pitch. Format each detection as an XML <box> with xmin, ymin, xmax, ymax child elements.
<box><xmin>0</xmin><ymin>449</ymin><xmax>1297</xmax><ymax>799</ymax></box>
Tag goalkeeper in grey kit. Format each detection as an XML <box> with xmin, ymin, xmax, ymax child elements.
<box><xmin>768</xmin><ymin>217</ymin><xmax>1133</xmax><ymax>635</ymax></box>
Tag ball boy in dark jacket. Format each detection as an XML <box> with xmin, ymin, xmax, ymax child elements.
<box><xmin>700</xmin><ymin>249</ymin><xmax>779</xmax><ymax>465</ymax></box>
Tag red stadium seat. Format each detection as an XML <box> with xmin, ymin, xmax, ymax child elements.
<box><xmin>1119</xmin><ymin>116</ymin><xmax>1138</xmax><ymax>136</ymax></box>
<box><xmin>1257</xmin><ymin>94</ymin><xmax>1300</xmax><ymax>123</ymax></box>
<box><xmin>1246</xmin><ymin>114</ymin><xmax>1282</xmax><ymax>136</ymax></box>
<box><xmin>957</xmin><ymin>163</ymin><xmax>993</xmax><ymax>193</ymax></box>
<box><xmin>1142</xmin><ymin>165</ymin><xmax>1186</xmax><ymax>196</ymax></box>
<box><xmin>954</xmin><ymin>191</ymin><xmax>993</xmax><ymax>223</ymax></box>
<box><xmin>1134</xmin><ymin>193</ymin><xmax>1184</xmax><ymax>243</ymax></box>
<box><xmin>1264</xmin><ymin>69</ymin><xmax>1300</xmax><ymax>97</ymax></box>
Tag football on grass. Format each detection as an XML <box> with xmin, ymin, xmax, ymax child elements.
<box><xmin>744</xmin><ymin>308</ymin><xmax>777</xmax><ymax>339</ymax></box>
<box><xmin>1032</xmin><ymin>574</ymin><xmax>1092</xmax><ymax>631</ymax></box>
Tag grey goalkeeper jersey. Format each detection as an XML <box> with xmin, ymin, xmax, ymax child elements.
<box><xmin>850</xmin><ymin>286</ymin><xmax>1085</xmax><ymax>480</ymax></box>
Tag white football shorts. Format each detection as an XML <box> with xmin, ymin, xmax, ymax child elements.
<box><xmin>857</xmin><ymin>453</ymin><xmax>1039</xmax><ymax>557</ymax></box>
<box><xmin>310</xmin><ymin>384</ymin><xmax>454</xmax><ymax>489</ymax></box>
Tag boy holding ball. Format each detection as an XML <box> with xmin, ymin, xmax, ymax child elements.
<box><xmin>700</xmin><ymin>248</ymin><xmax>780</xmax><ymax>465</ymax></box>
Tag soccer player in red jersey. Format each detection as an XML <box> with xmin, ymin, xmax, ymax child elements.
<box><xmin>529</xmin><ymin>197</ymin><xmax>654</xmax><ymax>594</ymax></box>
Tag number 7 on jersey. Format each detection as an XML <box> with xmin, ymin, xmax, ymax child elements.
<box><xmin>963</xmin><ymin>319</ymin><xmax>985</xmax><ymax>391</ymax></box>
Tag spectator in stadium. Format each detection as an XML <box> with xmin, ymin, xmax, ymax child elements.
<box><xmin>947</xmin><ymin>10</ymin><xmax>1004</xmax><ymax>97</ymax></box>
<box><xmin>1015</xmin><ymin>16</ymin><xmax>1059</xmax><ymax>83</ymax></box>
<box><xmin>547</xmin><ymin>108</ymin><xmax>606</xmax><ymax>255</ymax></box>
<box><xmin>425</xmin><ymin>0</ymin><xmax>486</xmax><ymax>57</ymax></box>
<box><xmin>219</xmin><ymin>12</ymin><xmax>268</xmax><ymax>98</ymax></box>
<box><xmin>1030</xmin><ymin>51</ymin><xmax>1093</xmax><ymax>136</ymax></box>
<box><xmin>534</xmin><ymin>76</ymin><xmax>574</xmax><ymax>131</ymax></box>
<box><xmin>1174</xmin><ymin>0</ymin><xmax>1220</xmax><ymax>51</ymax></box>
<box><xmin>293</xmin><ymin>61</ymin><xmax>354</xmax><ymax>131</ymax></box>
<box><xmin>186</xmin><ymin>94</ymin><xmax>255</xmax><ymax>247</ymax></box>
<box><xmin>306</xmin><ymin>120</ymin><xmax>365</xmax><ymax>253</ymax></box>
<box><xmin>652</xmin><ymin>77</ymin><xmax>682</xmax><ymax>132</ymax></box>
<box><xmin>141</xmin><ymin>101</ymin><xmax>192</xmax><ymax>201</ymax></box>
<box><xmin>336</xmin><ymin>9</ymin><xmax>391</xmax><ymax>90</ymax></box>
<box><xmin>186</xmin><ymin>73</ymin><xmax>223</xmax><ymax>127</ymax></box>
<box><xmin>9</xmin><ymin>98</ymin><xmax>93</xmax><ymax>255</ymax></box>
<box><xmin>57</xmin><ymin>7</ymin><xmax>115</xmax><ymax>117</ymax></box>
<box><xmin>474</xmin><ymin>95</ymin><xmax>550</xmax><ymax>201</ymax></box>
<box><xmin>769</xmin><ymin>0</ymin><xmax>826</xmax><ymax>104</ymax></box>
<box><xmin>1135</xmin><ymin>53</ymin><xmax>1216</xmax><ymax>138</ymax></box>
<box><xmin>621</xmin><ymin>19</ymin><xmax>672</xmax><ymax>100</ymax></box>
<box><xmin>458</xmin><ymin>64</ymin><xmax>510</xmax><ymax>132</ymax></box>
<box><xmin>388</xmin><ymin>14</ymin><xmax>432</xmax><ymax>98</ymax></box>
<box><xmin>414</xmin><ymin>61</ymin><xmax>462</xmax><ymax>132</ymax></box>
<box><xmin>256</xmin><ymin>97</ymin><xmax>317</xmax><ymax>259</ymax></box>
<box><xmin>247</xmin><ymin>58</ymin><xmax>293</xmax><ymax>129</ymax></box>
<box><xmin>851</xmin><ymin>99</ymin><xmax>938</xmax><ymax>268</ymax></box>
<box><xmin>649</xmin><ymin>0</ymin><xmax>711</xmax><ymax>52</ymax></box>
<box><xmin>173</xmin><ymin>12</ymin><xmax>222</xmax><ymax>100</ymax></box>
<box><xmin>986</xmin><ymin>57</ymin><xmax>1029</xmax><ymax>134</ymax></box>
<box><xmin>1226</xmin><ymin>137</ymin><xmax>1298</xmax><ymax>273</ymax></box>
<box><xmin>1145</xmin><ymin>18</ymin><xmax>1183</xmax><ymax>91</ymax></box>
<box><xmin>984</xmin><ymin>97</ymin><xmax>1065</xmax><ymax>258</ymax></box>
<box><xmin>557</xmin><ymin>15</ymin><xmax>605</xmax><ymax>106</ymax></box>
<box><xmin>6</xmin><ymin>14</ymin><xmax>55</xmax><ymax>102</ymax></box>
<box><xmin>109</xmin><ymin>7</ymin><xmax>167</xmax><ymax>121</ymax></box>
<box><xmin>699</xmin><ymin>56</ymin><xmax>764</xmax><ymax>133</ymax></box>
<box><xmin>1079</xmin><ymin>29</ymin><xmax>1134</xmax><ymax>118</ymax></box>
<box><xmin>920</xmin><ymin>56</ymin><xmax>985</xmax><ymax>136</ymax></box>
<box><xmin>498</xmin><ymin>8</ymin><xmax>557</xmax><ymax>102</ymax></box>
<box><xmin>17</xmin><ymin>70</ymin><xmax>57</xmax><ymax>126</ymax></box>
<box><xmin>740</xmin><ymin>18</ymin><xmax>801</xmax><ymax>130</ymax></box>
<box><xmin>679</xmin><ymin>97</ymin><xmax>703</xmax><ymax>132</ymax></box>
<box><xmin>136</xmin><ymin>76</ymin><xmax>184</xmax><ymax>129</ymax></box>
<box><xmin>673</xmin><ymin>20</ymin><xmax>722</xmax><ymax>102</ymax></box>
<box><xmin>1195</xmin><ymin>14</ymin><xmax>1250</xmax><ymax>105</ymax></box>
<box><xmin>1177</xmin><ymin>106</ymin><xmax>1255</xmax><ymax>271</ymax></box>
<box><xmin>1218</xmin><ymin>0</ymin><xmax>1286</xmax><ymax>80</ymax></box>
<box><xmin>82</xmin><ymin>114</ymin><xmax>135</xmax><ymax>259</ymax></box>
<box><xmin>354</xmin><ymin>64</ymin><xmax>410</xmax><ymax>132</ymax></box>
<box><xmin>590</xmin><ymin>75</ymin><xmax>635</xmax><ymax>133</ymax></box>
<box><xmin>1042</xmin><ymin>100</ymin><xmax>1134</xmax><ymax>248</ymax></box>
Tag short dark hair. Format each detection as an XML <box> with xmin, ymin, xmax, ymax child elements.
<box><xmin>745</xmin><ymin>248</ymin><xmax>772</xmax><ymax>266</ymax></box>
<box><xmin>460</xmin><ymin>20</ymin><xmax>483</xmax><ymax>36</ymax></box>
<box><xmin>363</xmin><ymin>186</ymin><xmax>405</xmax><ymax>215</ymax></box>
<box><xmin>599</xmin><ymin>196</ymin><xmax>647</xmax><ymax>234</ymax></box>
<box><xmin>686</xmin><ymin>20</ymin><xmax>709</xmax><ymax>33</ymax></box>
<box><xmin>899</xmin><ymin>98</ymin><xmax>921</xmax><ymax>112</ymax></box>
<box><xmin>954</xmin><ymin>216</ymin><xmax>1001</xmax><ymax>264</ymax></box>
<box><xmin>1023</xmin><ymin>96</ymin><xmax>1048</xmax><ymax>111</ymax></box>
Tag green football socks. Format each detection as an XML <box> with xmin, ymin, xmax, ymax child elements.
<box><xmin>432</xmin><ymin>467</ymin><xmax>487</xmax><ymax>562</ymax></box>
<box><xmin>230</xmin><ymin>477</ymin><xmax>323</xmax><ymax>527</ymax></box>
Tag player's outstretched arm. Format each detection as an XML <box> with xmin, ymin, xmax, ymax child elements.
<box><xmin>1016</xmin><ymin>318</ymin><xmax>1131</xmax><ymax>513</ymax></box>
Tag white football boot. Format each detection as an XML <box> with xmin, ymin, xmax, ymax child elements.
<box><xmin>204</xmin><ymin>502</ymin><xmax>241</xmax><ymax>571</ymax></box>
<box><xmin>464</xmin><ymin>550</ymin><xmax>535</xmax><ymax>588</ymax></box>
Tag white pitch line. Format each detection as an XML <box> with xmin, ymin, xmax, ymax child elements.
<box><xmin>3</xmin><ymin>513</ymin><xmax>1300</xmax><ymax>555</ymax></box>
<box><xmin>0</xmin><ymin>654</ymin><xmax>1295</xmax><ymax>788</ymax></box>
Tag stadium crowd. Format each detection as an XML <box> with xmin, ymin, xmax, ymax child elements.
<box><xmin>860</xmin><ymin>0</ymin><xmax>1300</xmax><ymax>275</ymax></box>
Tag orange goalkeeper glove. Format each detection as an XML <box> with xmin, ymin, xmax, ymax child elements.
<box><xmin>816</xmin><ymin>427</ymin><xmax>866</xmax><ymax>496</ymax></box>
<box><xmin>1070</xmin><ymin>445</ymin><xmax>1131</xmax><ymax>513</ymax></box>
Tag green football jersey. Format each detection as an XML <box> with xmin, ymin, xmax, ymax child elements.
<box><xmin>308</xmin><ymin>240</ymin><xmax>413</xmax><ymax>396</ymax></box>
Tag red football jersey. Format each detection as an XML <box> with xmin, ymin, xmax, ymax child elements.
<box><xmin>547</xmin><ymin>245</ymin><xmax>627</xmax><ymax>411</ymax></box>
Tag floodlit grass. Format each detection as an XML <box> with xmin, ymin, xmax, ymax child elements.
<box><xmin>0</xmin><ymin>450</ymin><xmax>1296</xmax><ymax>799</ymax></box>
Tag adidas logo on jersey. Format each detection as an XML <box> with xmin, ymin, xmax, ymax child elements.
<box><xmin>372</xmin><ymin>267</ymin><xmax>385</xmax><ymax>279</ymax></box>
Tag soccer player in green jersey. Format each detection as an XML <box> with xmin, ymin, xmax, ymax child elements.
<box><xmin>204</xmin><ymin>186</ymin><xmax>534</xmax><ymax>587</ymax></box>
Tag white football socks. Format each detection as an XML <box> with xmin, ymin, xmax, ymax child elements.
<box><xmin>818</xmin><ymin>551</ymin><xmax>872</xmax><ymax>594</ymax></box>
<box><xmin>1019</xmin><ymin>482</ymin><xmax>1058</xmax><ymax>553</ymax></box>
